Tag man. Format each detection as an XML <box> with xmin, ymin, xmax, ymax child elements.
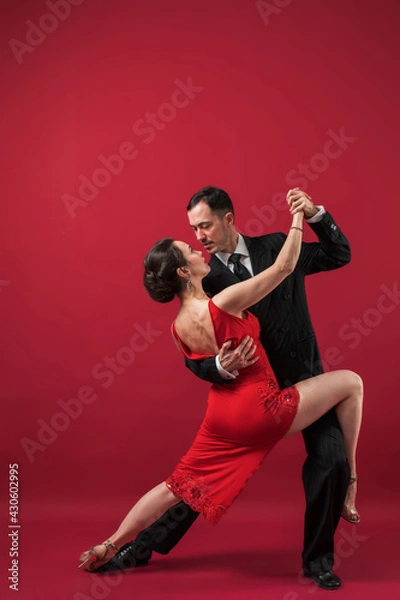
<box><xmin>100</xmin><ymin>186</ymin><xmax>352</xmax><ymax>590</ymax></box>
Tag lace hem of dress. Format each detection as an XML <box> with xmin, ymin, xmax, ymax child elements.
<box><xmin>166</xmin><ymin>471</ymin><xmax>227</xmax><ymax>525</ymax></box>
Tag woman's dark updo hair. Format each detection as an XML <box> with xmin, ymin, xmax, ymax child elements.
<box><xmin>143</xmin><ymin>238</ymin><xmax>187</xmax><ymax>303</ymax></box>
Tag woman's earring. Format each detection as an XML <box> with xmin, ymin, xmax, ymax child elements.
<box><xmin>187</xmin><ymin>278</ymin><xmax>193</xmax><ymax>290</ymax></box>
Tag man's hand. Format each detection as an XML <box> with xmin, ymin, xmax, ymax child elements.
<box><xmin>219</xmin><ymin>336</ymin><xmax>259</xmax><ymax>373</ymax></box>
<box><xmin>286</xmin><ymin>187</ymin><xmax>318</xmax><ymax>219</ymax></box>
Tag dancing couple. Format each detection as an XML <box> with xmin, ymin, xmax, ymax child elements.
<box><xmin>79</xmin><ymin>186</ymin><xmax>362</xmax><ymax>590</ymax></box>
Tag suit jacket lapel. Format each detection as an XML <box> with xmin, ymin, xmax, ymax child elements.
<box><xmin>206</xmin><ymin>237</ymin><xmax>272</xmax><ymax>283</ymax></box>
<box><xmin>209</xmin><ymin>254</ymin><xmax>238</xmax><ymax>282</ymax></box>
<box><xmin>204</xmin><ymin>254</ymin><xmax>238</xmax><ymax>294</ymax></box>
<box><xmin>242</xmin><ymin>235</ymin><xmax>275</xmax><ymax>314</ymax></box>
<box><xmin>243</xmin><ymin>235</ymin><xmax>272</xmax><ymax>275</ymax></box>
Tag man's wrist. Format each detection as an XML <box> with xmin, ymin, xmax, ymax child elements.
<box><xmin>305</xmin><ymin>205</ymin><xmax>325</xmax><ymax>223</ymax></box>
<box><xmin>215</xmin><ymin>355</ymin><xmax>238</xmax><ymax>379</ymax></box>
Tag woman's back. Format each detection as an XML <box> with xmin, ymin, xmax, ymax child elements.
<box><xmin>173</xmin><ymin>298</ymin><xmax>220</xmax><ymax>357</ymax></box>
<box><xmin>173</xmin><ymin>299</ymin><xmax>270</xmax><ymax>386</ymax></box>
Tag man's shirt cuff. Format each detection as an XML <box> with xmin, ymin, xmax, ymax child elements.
<box><xmin>305</xmin><ymin>205</ymin><xmax>325</xmax><ymax>223</ymax></box>
<box><xmin>216</xmin><ymin>355</ymin><xmax>238</xmax><ymax>379</ymax></box>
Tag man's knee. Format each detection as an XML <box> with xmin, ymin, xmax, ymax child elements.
<box><xmin>303</xmin><ymin>453</ymin><xmax>349</xmax><ymax>476</ymax></box>
<box><xmin>302</xmin><ymin>411</ymin><xmax>348</xmax><ymax>465</ymax></box>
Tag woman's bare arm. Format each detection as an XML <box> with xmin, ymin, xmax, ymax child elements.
<box><xmin>212</xmin><ymin>212</ymin><xmax>304</xmax><ymax>316</ymax></box>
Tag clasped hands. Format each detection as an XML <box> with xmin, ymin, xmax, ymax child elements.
<box><xmin>286</xmin><ymin>187</ymin><xmax>318</xmax><ymax>218</ymax></box>
<box><xmin>218</xmin><ymin>188</ymin><xmax>317</xmax><ymax>374</ymax></box>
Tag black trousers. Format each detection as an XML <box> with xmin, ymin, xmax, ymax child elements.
<box><xmin>135</xmin><ymin>408</ymin><xmax>349</xmax><ymax>572</ymax></box>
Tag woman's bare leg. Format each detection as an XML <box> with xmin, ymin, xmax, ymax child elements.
<box><xmin>284</xmin><ymin>369</ymin><xmax>363</xmax><ymax>520</ymax></box>
<box><xmin>79</xmin><ymin>482</ymin><xmax>180</xmax><ymax>571</ymax></box>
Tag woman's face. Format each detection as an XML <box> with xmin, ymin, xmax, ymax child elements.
<box><xmin>174</xmin><ymin>241</ymin><xmax>210</xmax><ymax>279</ymax></box>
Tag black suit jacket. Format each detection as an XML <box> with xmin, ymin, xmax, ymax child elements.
<box><xmin>186</xmin><ymin>212</ymin><xmax>350</xmax><ymax>389</ymax></box>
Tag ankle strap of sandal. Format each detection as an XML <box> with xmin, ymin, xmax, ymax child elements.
<box><xmin>104</xmin><ymin>539</ymin><xmax>119</xmax><ymax>552</ymax></box>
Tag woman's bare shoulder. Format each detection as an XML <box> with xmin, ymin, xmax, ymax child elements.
<box><xmin>174</xmin><ymin>302</ymin><xmax>219</xmax><ymax>355</ymax></box>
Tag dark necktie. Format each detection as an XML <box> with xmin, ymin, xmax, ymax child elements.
<box><xmin>229</xmin><ymin>253</ymin><xmax>252</xmax><ymax>281</ymax></box>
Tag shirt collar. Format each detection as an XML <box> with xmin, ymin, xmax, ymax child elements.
<box><xmin>215</xmin><ymin>234</ymin><xmax>249</xmax><ymax>267</ymax></box>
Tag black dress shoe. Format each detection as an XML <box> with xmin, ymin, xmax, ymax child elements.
<box><xmin>95</xmin><ymin>541</ymin><xmax>152</xmax><ymax>573</ymax></box>
<box><xmin>303</xmin><ymin>568</ymin><xmax>341</xmax><ymax>590</ymax></box>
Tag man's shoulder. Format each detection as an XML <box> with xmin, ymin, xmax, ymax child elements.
<box><xmin>243</xmin><ymin>232</ymin><xmax>286</xmax><ymax>251</ymax></box>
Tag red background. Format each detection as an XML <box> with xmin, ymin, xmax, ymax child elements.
<box><xmin>1</xmin><ymin>1</ymin><xmax>399</xmax><ymax>599</ymax></box>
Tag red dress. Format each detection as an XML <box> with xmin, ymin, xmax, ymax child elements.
<box><xmin>165</xmin><ymin>299</ymin><xmax>300</xmax><ymax>524</ymax></box>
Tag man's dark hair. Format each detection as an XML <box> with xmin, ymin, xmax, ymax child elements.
<box><xmin>186</xmin><ymin>186</ymin><xmax>234</xmax><ymax>218</ymax></box>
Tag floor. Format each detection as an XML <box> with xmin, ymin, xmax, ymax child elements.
<box><xmin>4</xmin><ymin>498</ymin><xmax>399</xmax><ymax>600</ymax></box>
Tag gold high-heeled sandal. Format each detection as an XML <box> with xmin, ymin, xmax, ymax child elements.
<box><xmin>78</xmin><ymin>539</ymin><xmax>119</xmax><ymax>571</ymax></box>
<box><xmin>341</xmin><ymin>476</ymin><xmax>361</xmax><ymax>524</ymax></box>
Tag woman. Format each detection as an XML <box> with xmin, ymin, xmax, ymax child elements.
<box><xmin>79</xmin><ymin>208</ymin><xmax>362</xmax><ymax>571</ymax></box>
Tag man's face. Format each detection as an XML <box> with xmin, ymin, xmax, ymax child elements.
<box><xmin>187</xmin><ymin>201</ymin><xmax>237</xmax><ymax>255</ymax></box>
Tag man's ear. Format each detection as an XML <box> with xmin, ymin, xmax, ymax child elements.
<box><xmin>224</xmin><ymin>211</ymin><xmax>235</xmax><ymax>226</ymax></box>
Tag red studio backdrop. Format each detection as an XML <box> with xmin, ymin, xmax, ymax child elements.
<box><xmin>1</xmin><ymin>1</ymin><xmax>400</xmax><ymax>599</ymax></box>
